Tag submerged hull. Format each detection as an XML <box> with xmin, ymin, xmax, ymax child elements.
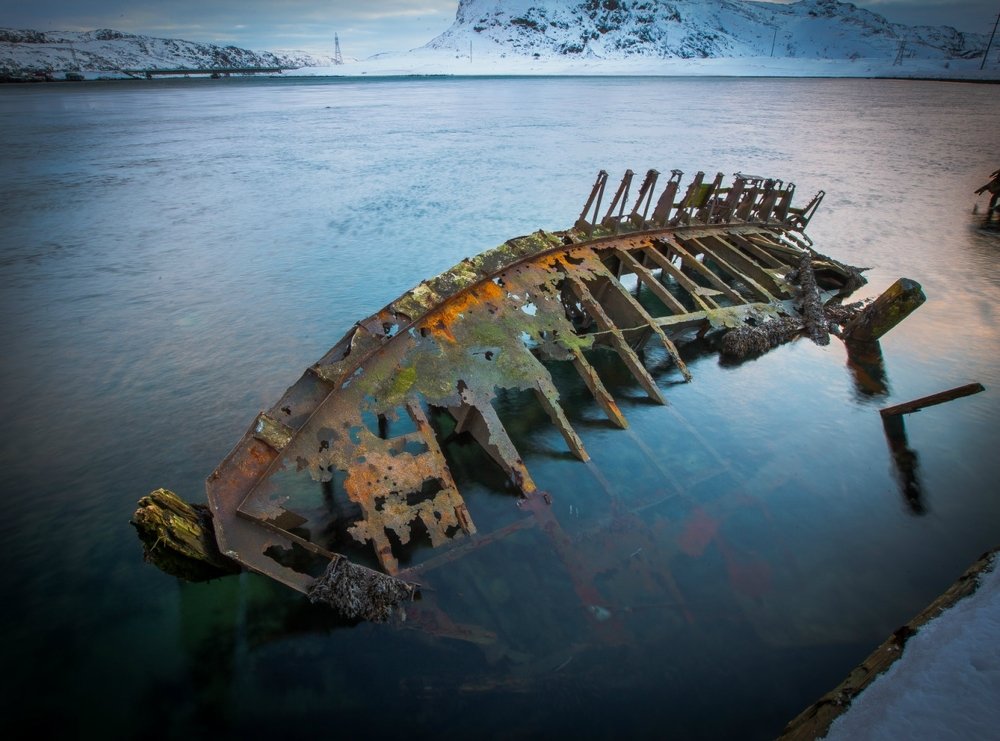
<box><xmin>204</xmin><ymin>168</ymin><xmax>861</xmax><ymax>622</ymax></box>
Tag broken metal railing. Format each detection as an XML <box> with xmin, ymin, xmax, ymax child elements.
<box><xmin>576</xmin><ymin>168</ymin><xmax>822</xmax><ymax>237</ymax></box>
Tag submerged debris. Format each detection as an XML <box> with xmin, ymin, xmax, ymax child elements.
<box><xmin>720</xmin><ymin>316</ymin><xmax>804</xmax><ymax>358</ymax></box>
<box><xmin>975</xmin><ymin>168</ymin><xmax>1000</xmax><ymax>215</ymax></box>
<box><xmin>825</xmin><ymin>301</ymin><xmax>867</xmax><ymax>331</ymax></box>
<box><xmin>719</xmin><ymin>300</ymin><xmax>870</xmax><ymax>360</ymax></box>
<box><xmin>307</xmin><ymin>558</ymin><xmax>415</xmax><ymax>622</ymax></box>
<box><xmin>144</xmin><ymin>167</ymin><xmax>902</xmax><ymax>624</ymax></box>
<box><xmin>789</xmin><ymin>251</ymin><xmax>830</xmax><ymax>345</ymax></box>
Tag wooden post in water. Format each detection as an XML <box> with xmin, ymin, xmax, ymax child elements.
<box><xmin>844</xmin><ymin>278</ymin><xmax>926</xmax><ymax>342</ymax></box>
<box><xmin>132</xmin><ymin>488</ymin><xmax>241</xmax><ymax>581</ymax></box>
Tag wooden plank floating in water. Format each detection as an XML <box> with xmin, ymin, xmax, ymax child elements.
<box><xmin>880</xmin><ymin>383</ymin><xmax>986</xmax><ymax>418</ymax></box>
<box><xmin>154</xmin><ymin>168</ymin><xmax>903</xmax><ymax>621</ymax></box>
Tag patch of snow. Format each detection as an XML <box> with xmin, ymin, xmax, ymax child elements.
<box><xmin>824</xmin><ymin>555</ymin><xmax>1000</xmax><ymax>741</ymax></box>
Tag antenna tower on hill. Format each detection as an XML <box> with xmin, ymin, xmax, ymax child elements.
<box><xmin>982</xmin><ymin>8</ymin><xmax>999</xmax><ymax>70</ymax></box>
<box><xmin>892</xmin><ymin>39</ymin><xmax>906</xmax><ymax>66</ymax></box>
<box><xmin>334</xmin><ymin>33</ymin><xmax>343</xmax><ymax>65</ymax></box>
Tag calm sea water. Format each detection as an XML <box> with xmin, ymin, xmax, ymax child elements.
<box><xmin>1</xmin><ymin>76</ymin><xmax>998</xmax><ymax>739</ymax></box>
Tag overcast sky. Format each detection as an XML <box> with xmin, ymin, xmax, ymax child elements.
<box><xmin>0</xmin><ymin>1</ymin><xmax>994</xmax><ymax>59</ymax></box>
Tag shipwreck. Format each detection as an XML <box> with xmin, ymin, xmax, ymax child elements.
<box><xmin>136</xmin><ymin>167</ymin><xmax>924</xmax><ymax>631</ymax></box>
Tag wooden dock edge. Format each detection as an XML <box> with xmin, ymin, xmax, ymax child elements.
<box><xmin>777</xmin><ymin>545</ymin><xmax>1000</xmax><ymax>741</ymax></box>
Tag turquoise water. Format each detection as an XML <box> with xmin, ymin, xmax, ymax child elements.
<box><xmin>0</xmin><ymin>76</ymin><xmax>998</xmax><ymax>738</ymax></box>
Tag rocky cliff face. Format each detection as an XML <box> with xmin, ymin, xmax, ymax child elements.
<box><xmin>426</xmin><ymin>0</ymin><xmax>985</xmax><ymax>60</ymax></box>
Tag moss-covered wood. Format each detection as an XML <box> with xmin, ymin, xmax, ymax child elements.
<box><xmin>132</xmin><ymin>488</ymin><xmax>241</xmax><ymax>582</ymax></box>
<box><xmin>844</xmin><ymin>277</ymin><xmax>926</xmax><ymax>342</ymax></box>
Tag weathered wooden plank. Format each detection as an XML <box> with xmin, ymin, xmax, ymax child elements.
<box><xmin>845</xmin><ymin>278</ymin><xmax>927</xmax><ymax>342</ymax></box>
<box><xmin>879</xmin><ymin>383</ymin><xmax>985</xmax><ymax>418</ymax></box>
<box><xmin>744</xmin><ymin>232</ymin><xmax>802</xmax><ymax>260</ymax></box>
<box><xmin>778</xmin><ymin>547</ymin><xmax>1000</xmax><ymax>741</ymax></box>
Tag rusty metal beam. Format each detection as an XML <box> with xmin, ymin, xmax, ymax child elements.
<box><xmin>565</xmin><ymin>275</ymin><xmax>666</xmax><ymax>405</ymax></box>
<box><xmin>694</xmin><ymin>171</ymin><xmax>724</xmax><ymax>223</ymax></box>
<box><xmin>712</xmin><ymin>176</ymin><xmax>745</xmax><ymax>224</ymax></box>
<box><xmin>679</xmin><ymin>236</ymin><xmax>776</xmax><ymax>303</ymax></box>
<box><xmin>657</xmin><ymin>237</ymin><xmax>745</xmax><ymax>304</ymax></box>
<box><xmin>651</xmin><ymin>169</ymin><xmax>682</xmax><ymax>226</ymax></box>
<box><xmin>447</xmin><ymin>398</ymin><xmax>538</xmax><ymax>498</ymax></box>
<box><xmin>774</xmin><ymin>183</ymin><xmax>796</xmax><ymax>222</ymax></box>
<box><xmin>601</xmin><ymin>169</ymin><xmax>634</xmax><ymax>232</ymax></box>
<box><xmin>533</xmin><ymin>379</ymin><xmax>589</xmax><ymax>461</ymax></box>
<box><xmin>725</xmin><ymin>231</ymin><xmax>790</xmax><ymax>270</ymax></box>
<box><xmin>585</xmin><ymin>256</ymin><xmax>692</xmax><ymax>382</ymax></box>
<box><xmin>695</xmin><ymin>233</ymin><xmax>790</xmax><ymax>298</ymax></box>
<box><xmin>576</xmin><ymin>169</ymin><xmax>608</xmax><ymax>236</ymax></box>
<box><xmin>640</xmin><ymin>242</ymin><xmax>717</xmax><ymax>311</ymax></box>
<box><xmin>570</xmin><ymin>347</ymin><xmax>628</xmax><ymax>429</ymax></box>
<box><xmin>673</xmin><ymin>170</ymin><xmax>705</xmax><ymax>225</ymax></box>
<box><xmin>614</xmin><ymin>248</ymin><xmax>688</xmax><ymax>315</ymax></box>
<box><xmin>628</xmin><ymin>169</ymin><xmax>659</xmax><ymax>228</ymax></box>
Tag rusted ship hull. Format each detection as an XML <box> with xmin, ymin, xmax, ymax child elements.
<box><xmin>204</xmin><ymin>168</ymin><xmax>863</xmax><ymax>623</ymax></box>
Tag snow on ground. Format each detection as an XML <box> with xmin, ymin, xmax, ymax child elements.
<box><xmin>824</xmin><ymin>554</ymin><xmax>1000</xmax><ymax>740</ymax></box>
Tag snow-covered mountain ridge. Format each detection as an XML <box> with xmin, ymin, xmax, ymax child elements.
<box><xmin>427</xmin><ymin>0</ymin><xmax>985</xmax><ymax>60</ymax></box>
<box><xmin>0</xmin><ymin>27</ymin><xmax>333</xmax><ymax>75</ymax></box>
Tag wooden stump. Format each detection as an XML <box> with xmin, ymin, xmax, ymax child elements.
<box><xmin>132</xmin><ymin>488</ymin><xmax>241</xmax><ymax>582</ymax></box>
<box><xmin>844</xmin><ymin>278</ymin><xmax>925</xmax><ymax>342</ymax></box>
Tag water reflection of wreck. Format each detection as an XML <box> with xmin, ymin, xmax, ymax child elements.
<box><xmin>200</xmin><ymin>168</ymin><xmax>874</xmax><ymax>630</ymax></box>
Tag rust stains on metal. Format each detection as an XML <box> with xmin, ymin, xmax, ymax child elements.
<box><xmin>203</xmin><ymin>168</ymin><xmax>868</xmax><ymax>622</ymax></box>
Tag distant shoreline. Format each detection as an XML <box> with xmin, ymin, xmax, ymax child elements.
<box><xmin>3</xmin><ymin>72</ymin><xmax>998</xmax><ymax>86</ymax></box>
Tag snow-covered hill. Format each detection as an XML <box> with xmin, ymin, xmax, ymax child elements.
<box><xmin>0</xmin><ymin>28</ymin><xmax>333</xmax><ymax>76</ymax></box>
<box><xmin>427</xmin><ymin>0</ymin><xmax>986</xmax><ymax>61</ymax></box>
<box><xmin>2</xmin><ymin>1</ymin><xmax>993</xmax><ymax>81</ymax></box>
